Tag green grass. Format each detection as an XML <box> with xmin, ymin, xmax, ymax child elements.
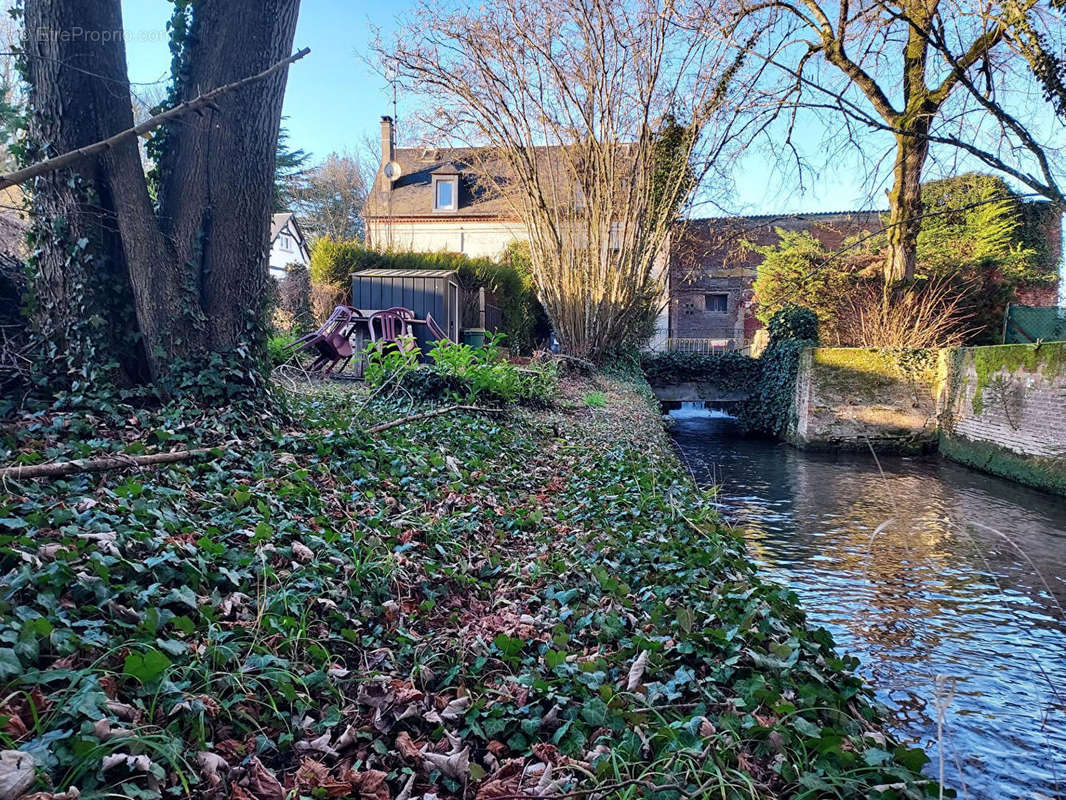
<box><xmin>583</xmin><ymin>390</ymin><xmax>608</xmax><ymax>408</ymax></box>
<box><xmin>0</xmin><ymin>376</ymin><xmax>939</xmax><ymax>799</ymax></box>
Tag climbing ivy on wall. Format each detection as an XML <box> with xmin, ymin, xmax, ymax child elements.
<box><xmin>639</xmin><ymin>350</ymin><xmax>759</xmax><ymax>389</ymax></box>
<box><xmin>641</xmin><ymin>307</ymin><xmax>820</xmax><ymax>437</ymax></box>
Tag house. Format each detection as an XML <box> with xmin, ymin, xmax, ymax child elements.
<box><xmin>269</xmin><ymin>212</ymin><xmax>310</xmax><ymax>280</ymax></box>
<box><xmin>363</xmin><ymin>116</ymin><xmax>528</xmax><ymax>258</ymax></box>
<box><xmin>668</xmin><ymin>212</ymin><xmax>884</xmax><ymax>351</ymax></box>
<box><xmin>363</xmin><ymin>116</ymin><xmax>671</xmax><ymax>347</ymax></box>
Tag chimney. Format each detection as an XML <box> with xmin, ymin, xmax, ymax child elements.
<box><xmin>380</xmin><ymin>115</ymin><xmax>395</xmax><ymax>171</ymax></box>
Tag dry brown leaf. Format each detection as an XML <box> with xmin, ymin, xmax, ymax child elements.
<box><xmin>530</xmin><ymin>744</ymin><xmax>560</xmax><ymax>765</ymax></box>
<box><xmin>349</xmin><ymin>769</ymin><xmax>390</xmax><ymax>800</ymax></box>
<box><xmin>294</xmin><ymin>759</ymin><xmax>349</xmax><ymax>798</ymax></box>
<box><xmin>22</xmin><ymin>790</ymin><xmax>79</xmax><ymax>800</ymax></box>
<box><xmin>0</xmin><ymin>751</ymin><xmax>36</xmax><ymax>800</ymax></box>
<box><xmin>291</xmin><ymin>541</ymin><xmax>314</xmax><ymax>562</ymax></box>
<box><xmin>196</xmin><ymin>752</ymin><xmax>229</xmax><ymax>788</ymax></box>
<box><xmin>104</xmin><ymin>700</ymin><xmax>139</xmax><ymax>722</ymax></box>
<box><xmin>295</xmin><ymin>732</ymin><xmax>338</xmax><ymax>759</ymax></box>
<box><xmin>625</xmin><ymin>650</ymin><xmax>649</xmax><ymax>691</ymax></box>
<box><xmin>243</xmin><ymin>757</ymin><xmax>284</xmax><ymax>800</ymax></box>
<box><xmin>423</xmin><ymin>747</ymin><xmax>470</xmax><ymax>782</ymax></box>
<box><xmin>394</xmin><ymin>732</ymin><xmax>423</xmax><ymax>761</ymax></box>
<box><xmin>439</xmin><ymin>696</ymin><xmax>470</xmax><ymax>721</ymax></box>
<box><xmin>99</xmin><ymin>753</ymin><xmax>153</xmax><ymax>773</ymax></box>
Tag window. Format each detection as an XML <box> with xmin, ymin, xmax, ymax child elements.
<box><xmin>278</xmin><ymin>233</ymin><xmax>293</xmax><ymax>252</ymax></box>
<box><xmin>433</xmin><ymin>177</ymin><xmax>457</xmax><ymax>211</ymax></box>
<box><xmin>704</xmin><ymin>293</ymin><xmax>728</xmax><ymax>313</ymax></box>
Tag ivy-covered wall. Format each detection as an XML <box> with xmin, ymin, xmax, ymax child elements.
<box><xmin>938</xmin><ymin>342</ymin><xmax>1066</xmax><ymax>495</ymax></box>
<box><xmin>789</xmin><ymin>348</ymin><xmax>941</xmax><ymax>452</ymax></box>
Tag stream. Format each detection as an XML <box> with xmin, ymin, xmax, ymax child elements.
<box><xmin>668</xmin><ymin>406</ymin><xmax>1066</xmax><ymax>800</ymax></box>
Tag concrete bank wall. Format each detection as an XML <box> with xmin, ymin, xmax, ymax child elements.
<box><xmin>788</xmin><ymin>348</ymin><xmax>940</xmax><ymax>452</ymax></box>
<box><xmin>788</xmin><ymin>343</ymin><xmax>1066</xmax><ymax>494</ymax></box>
<box><xmin>938</xmin><ymin>342</ymin><xmax>1066</xmax><ymax>495</ymax></box>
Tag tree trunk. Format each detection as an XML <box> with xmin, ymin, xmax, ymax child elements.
<box><xmin>884</xmin><ymin>128</ymin><xmax>929</xmax><ymax>284</ymax></box>
<box><xmin>156</xmin><ymin>0</ymin><xmax>300</xmax><ymax>357</ymax></box>
<box><xmin>22</xmin><ymin>0</ymin><xmax>301</xmax><ymax>387</ymax></box>
<box><xmin>22</xmin><ymin>0</ymin><xmax>151</xmax><ymax>382</ymax></box>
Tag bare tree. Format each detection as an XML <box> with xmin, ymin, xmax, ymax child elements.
<box><xmin>378</xmin><ymin>0</ymin><xmax>767</xmax><ymax>359</ymax></box>
<box><xmin>292</xmin><ymin>149</ymin><xmax>371</xmax><ymax>242</ymax></box>
<box><xmin>21</xmin><ymin>0</ymin><xmax>302</xmax><ymax>386</ymax></box>
<box><xmin>740</xmin><ymin>0</ymin><xmax>1065</xmax><ymax>284</ymax></box>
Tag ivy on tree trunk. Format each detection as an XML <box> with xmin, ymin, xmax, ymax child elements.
<box><xmin>22</xmin><ymin>0</ymin><xmax>301</xmax><ymax>391</ymax></box>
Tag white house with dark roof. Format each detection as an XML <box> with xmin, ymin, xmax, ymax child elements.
<box><xmin>364</xmin><ymin>117</ymin><xmax>528</xmax><ymax>258</ymax></box>
<box><xmin>269</xmin><ymin>212</ymin><xmax>311</xmax><ymax>280</ymax></box>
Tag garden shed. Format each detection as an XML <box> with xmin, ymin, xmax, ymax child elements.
<box><xmin>351</xmin><ymin>268</ymin><xmax>461</xmax><ymax>351</ymax></box>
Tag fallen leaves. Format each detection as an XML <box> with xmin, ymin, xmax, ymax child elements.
<box><xmin>0</xmin><ymin>751</ymin><xmax>36</xmax><ymax>800</ymax></box>
<box><xmin>625</xmin><ymin>650</ymin><xmax>649</xmax><ymax>691</ymax></box>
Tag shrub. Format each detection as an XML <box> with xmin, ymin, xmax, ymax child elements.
<box><xmin>278</xmin><ymin>263</ymin><xmax>313</xmax><ymax>334</ymax></box>
<box><xmin>363</xmin><ymin>336</ymin><xmax>421</xmax><ymax>386</ymax></box>
<box><xmin>767</xmin><ymin>305</ymin><xmax>820</xmax><ymax>345</ymax></box>
<box><xmin>752</xmin><ymin>231</ymin><xmax>866</xmax><ymax>341</ymax></box>
<box><xmin>640</xmin><ymin>350</ymin><xmax>759</xmax><ymax>389</ymax></box>
<box><xmin>267</xmin><ymin>332</ymin><xmax>297</xmax><ymax>365</ymax></box>
<box><xmin>835</xmin><ymin>275</ymin><xmax>976</xmax><ymax>349</ymax></box>
<box><xmin>583</xmin><ymin>391</ymin><xmax>607</xmax><ymax>408</ymax></box>
<box><xmin>365</xmin><ymin>334</ymin><xmax>558</xmax><ymax>407</ymax></box>
<box><xmin>309</xmin><ymin>238</ymin><xmax>363</xmax><ymax>289</ymax></box>
<box><xmin>736</xmin><ymin>306</ymin><xmax>821</xmax><ymax>437</ymax></box>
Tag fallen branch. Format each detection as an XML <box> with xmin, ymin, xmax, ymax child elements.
<box><xmin>0</xmin><ymin>47</ymin><xmax>311</xmax><ymax>191</ymax></box>
<box><xmin>0</xmin><ymin>404</ymin><xmax>498</xmax><ymax>480</ymax></box>
<box><xmin>365</xmin><ymin>404</ymin><xmax>503</xmax><ymax>435</ymax></box>
<box><xmin>0</xmin><ymin>446</ymin><xmax>223</xmax><ymax>482</ymax></box>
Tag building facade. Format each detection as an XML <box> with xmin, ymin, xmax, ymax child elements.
<box><xmin>269</xmin><ymin>213</ymin><xmax>310</xmax><ymax>280</ymax></box>
<box><xmin>364</xmin><ymin>117</ymin><xmax>529</xmax><ymax>258</ymax></box>
<box><xmin>667</xmin><ymin>212</ymin><xmax>883</xmax><ymax>350</ymax></box>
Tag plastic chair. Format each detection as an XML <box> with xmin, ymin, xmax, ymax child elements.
<box><xmin>367</xmin><ymin>307</ymin><xmax>416</xmax><ymax>343</ymax></box>
<box><xmin>283</xmin><ymin>305</ymin><xmax>356</xmax><ymax>374</ymax></box>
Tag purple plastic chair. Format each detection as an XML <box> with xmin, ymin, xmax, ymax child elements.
<box><xmin>368</xmin><ymin>307</ymin><xmax>416</xmax><ymax>343</ymax></box>
<box><xmin>283</xmin><ymin>305</ymin><xmax>357</xmax><ymax>374</ymax></box>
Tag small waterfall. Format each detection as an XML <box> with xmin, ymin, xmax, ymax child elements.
<box><xmin>670</xmin><ymin>401</ymin><xmax>736</xmax><ymax>419</ymax></box>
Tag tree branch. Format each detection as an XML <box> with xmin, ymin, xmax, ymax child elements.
<box><xmin>0</xmin><ymin>47</ymin><xmax>311</xmax><ymax>191</ymax></box>
<box><xmin>0</xmin><ymin>446</ymin><xmax>225</xmax><ymax>482</ymax></box>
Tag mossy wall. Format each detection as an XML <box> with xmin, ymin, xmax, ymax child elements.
<box><xmin>938</xmin><ymin>341</ymin><xmax>1066</xmax><ymax>496</ymax></box>
<box><xmin>790</xmin><ymin>348</ymin><xmax>940</xmax><ymax>452</ymax></box>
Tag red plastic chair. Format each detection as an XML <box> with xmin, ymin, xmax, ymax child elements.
<box><xmin>368</xmin><ymin>307</ymin><xmax>416</xmax><ymax>343</ymax></box>
<box><xmin>425</xmin><ymin>313</ymin><xmax>450</xmax><ymax>344</ymax></box>
<box><xmin>283</xmin><ymin>305</ymin><xmax>356</xmax><ymax>374</ymax></box>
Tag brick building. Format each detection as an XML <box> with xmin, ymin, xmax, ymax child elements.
<box><xmin>668</xmin><ymin>206</ymin><xmax>1064</xmax><ymax>350</ymax></box>
<box><xmin>667</xmin><ymin>212</ymin><xmax>883</xmax><ymax>350</ymax></box>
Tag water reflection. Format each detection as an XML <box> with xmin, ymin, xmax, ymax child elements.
<box><xmin>669</xmin><ymin>407</ymin><xmax>1066</xmax><ymax>800</ymax></box>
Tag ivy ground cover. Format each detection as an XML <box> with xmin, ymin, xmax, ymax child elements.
<box><xmin>0</xmin><ymin>376</ymin><xmax>939</xmax><ymax>799</ymax></box>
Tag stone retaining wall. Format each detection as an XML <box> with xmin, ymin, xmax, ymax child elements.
<box><xmin>787</xmin><ymin>343</ymin><xmax>1066</xmax><ymax>494</ymax></box>
<box><xmin>938</xmin><ymin>342</ymin><xmax>1066</xmax><ymax>495</ymax></box>
<box><xmin>788</xmin><ymin>348</ymin><xmax>940</xmax><ymax>452</ymax></box>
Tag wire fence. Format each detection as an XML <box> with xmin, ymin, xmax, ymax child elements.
<box><xmin>1003</xmin><ymin>304</ymin><xmax>1066</xmax><ymax>344</ymax></box>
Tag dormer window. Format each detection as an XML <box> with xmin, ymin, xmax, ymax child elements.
<box><xmin>434</xmin><ymin>178</ymin><xmax>457</xmax><ymax>211</ymax></box>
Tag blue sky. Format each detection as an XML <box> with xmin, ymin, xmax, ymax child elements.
<box><xmin>114</xmin><ymin>1</ymin><xmax>968</xmax><ymax>217</ymax></box>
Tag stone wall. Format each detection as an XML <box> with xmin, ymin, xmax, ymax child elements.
<box><xmin>786</xmin><ymin>343</ymin><xmax>1066</xmax><ymax>494</ymax></box>
<box><xmin>938</xmin><ymin>342</ymin><xmax>1066</xmax><ymax>495</ymax></box>
<box><xmin>788</xmin><ymin>348</ymin><xmax>940</xmax><ymax>452</ymax></box>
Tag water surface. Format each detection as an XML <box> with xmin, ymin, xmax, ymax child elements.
<box><xmin>669</xmin><ymin>406</ymin><xmax>1066</xmax><ymax>800</ymax></box>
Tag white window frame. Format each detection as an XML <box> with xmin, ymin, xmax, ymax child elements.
<box><xmin>432</xmin><ymin>176</ymin><xmax>458</xmax><ymax>212</ymax></box>
<box><xmin>278</xmin><ymin>232</ymin><xmax>293</xmax><ymax>252</ymax></box>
